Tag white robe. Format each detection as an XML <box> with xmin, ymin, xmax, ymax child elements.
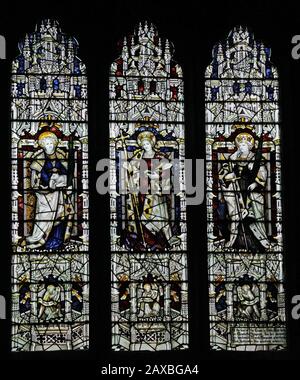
<box><xmin>26</xmin><ymin>149</ymin><xmax>73</xmax><ymax>249</ymax></box>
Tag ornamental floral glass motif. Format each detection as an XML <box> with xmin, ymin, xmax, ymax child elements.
<box><xmin>110</xmin><ymin>22</ymin><xmax>188</xmax><ymax>351</ymax></box>
<box><xmin>206</xmin><ymin>26</ymin><xmax>286</xmax><ymax>351</ymax></box>
<box><xmin>11</xmin><ymin>20</ymin><xmax>89</xmax><ymax>351</ymax></box>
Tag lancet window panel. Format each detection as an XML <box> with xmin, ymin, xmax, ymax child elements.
<box><xmin>110</xmin><ymin>22</ymin><xmax>189</xmax><ymax>351</ymax></box>
<box><xmin>205</xmin><ymin>26</ymin><xmax>286</xmax><ymax>351</ymax></box>
<box><xmin>11</xmin><ymin>20</ymin><xmax>89</xmax><ymax>352</ymax></box>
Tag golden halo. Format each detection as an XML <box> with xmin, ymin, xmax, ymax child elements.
<box><xmin>235</xmin><ymin>132</ymin><xmax>255</xmax><ymax>147</ymax></box>
<box><xmin>38</xmin><ymin>131</ymin><xmax>58</xmax><ymax>146</ymax></box>
<box><xmin>137</xmin><ymin>131</ymin><xmax>156</xmax><ymax>147</ymax></box>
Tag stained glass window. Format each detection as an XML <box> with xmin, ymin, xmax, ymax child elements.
<box><xmin>205</xmin><ymin>26</ymin><xmax>287</xmax><ymax>351</ymax></box>
<box><xmin>110</xmin><ymin>22</ymin><xmax>189</xmax><ymax>351</ymax></box>
<box><xmin>11</xmin><ymin>20</ymin><xmax>89</xmax><ymax>351</ymax></box>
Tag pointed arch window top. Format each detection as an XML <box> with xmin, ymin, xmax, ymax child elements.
<box><xmin>13</xmin><ymin>19</ymin><xmax>86</xmax><ymax>76</ymax></box>
<box><xmin>205</xmin><ymin>26</ymin><xmax>286</xmax><ymax>351</ymax></box>
<box><xmin>111</xmin><ymin>21</ymin><xmax>182</xmax><ymax>80</ymax></box>
<box><xmin>206</xmin><ymin>26</ymin><xmax>278</xmax><ymax>81</ymax></box>
<box><xmin>11</xmin><ymin>19</ymin><xmax>89</xmax><ymax>352</ymax></box>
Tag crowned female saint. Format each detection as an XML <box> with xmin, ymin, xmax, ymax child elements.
<box><xmin>121</xmin><ymin>130</ymin><xmax>181</xmax><ymax>251</ymax></box>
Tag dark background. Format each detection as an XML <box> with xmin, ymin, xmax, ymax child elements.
<box><xmin>0</xmin><ymin>0</ymin><xmax>299</xmax><ymax>372</ymax></box>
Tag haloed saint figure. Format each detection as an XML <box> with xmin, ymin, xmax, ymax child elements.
<box><xmin>219</xmin><ymin>131</ymin><xmax>271</xmax><ymax>252</ymax></box>
<box><xmin>121</xmin><ymin>130</ymin><xmax>181</xmax><ymax>251</ymax></box>
<box><xmin>24</xmin><ymin>128</ymin><xmax>74</xmax><ymax>250</ymax></box>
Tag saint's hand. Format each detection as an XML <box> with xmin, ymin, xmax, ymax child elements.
<box><xmin>248</xmin><ymin>182</ymin><xmax>258</xmax><ymax>191</ymax></box>
<box><xmin>224</xmin><ymin>172</ymin><xmax>236</xmax><ymax>181</ymax></box>
<box><xmin>49</xmin><ymin>174</ymin><xmax>58</xmax><ymax>190</ymax></box>
<box><xmin>123</xmin><ymin>161</ymin><xmax>132</xmax><ymax>170</ymax></box>
<box><xmin>51</xmin><ymin>173</ymin><xmax>59</xmax><ymax>181</ymax></box>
